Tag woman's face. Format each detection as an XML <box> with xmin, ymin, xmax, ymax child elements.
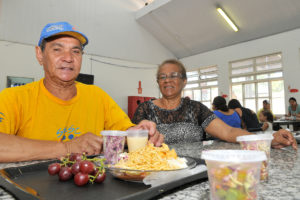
<box><xmin>157</xmin><ymin>63</ymin><xmax>186</xmax><ymax>99</ymax></box>
<box><xmin>289</xmin><ymin>100</ymin><xmax>297</xmax><ymax>107</ymax></box>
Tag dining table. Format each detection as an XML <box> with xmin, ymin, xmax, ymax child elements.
<box><xmin>0</xmin><ymin>140</ymin><xmax>299</xmax><ymax>200</ymax></box>
<box><xmin>273</xmin><ymin>118</ymin><xmax>300</xmax><ymax>130</ymax></box>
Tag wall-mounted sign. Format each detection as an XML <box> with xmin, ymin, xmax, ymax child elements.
<box><xmin>7</xmin><ymin>76</ymin><xmax>34</xmax><ymax>88</ymax></box>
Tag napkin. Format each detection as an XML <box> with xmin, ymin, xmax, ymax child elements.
<box><xmin>143</xmin><ymin>165</ymin><xmax>207</xmax><ymax>187</ymax></box>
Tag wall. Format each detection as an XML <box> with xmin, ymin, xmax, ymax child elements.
<box><xmin>0</xmin><ymin>41</ymin><xmax>159</xmax><ymax>113</ymax></box>
<box><xmin>0</xmin><ymin>41</ymin><xmax>44</xmax><ymax>89</ymax></box>
<box><xmin>180</xmin><ymin>28</ymin><xmax>300</xmax><ymax>111</ymax></box>
<box><xmin>85</xmin><ymin>55</ymin><xmax>159</xmax><ymax>112</ymax></box>
<box><xmin>0</xmin><ymin>0</ymin><xmax>174</xmax><ymax>64</ymax></box>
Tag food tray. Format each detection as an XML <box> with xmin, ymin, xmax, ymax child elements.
<box><xmin>0</xmin><ymin>157</ymin><xmax>207</xmax><ymax>200</ymax></box>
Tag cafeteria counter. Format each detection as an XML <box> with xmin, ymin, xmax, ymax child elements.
<box><xmin>0</xmin><ymin>141</ymin><xmax>299</xmax><ymax>200</ymax></box>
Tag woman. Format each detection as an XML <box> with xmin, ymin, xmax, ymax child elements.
<box><xmin>287</xmin><ymin>97</ymin><xmax>300</xmax><ymax>118</ymax></box>
<box><xmin>227</xmin><ymin>99</ymin><xmax>262</xmax><ymax>131</ymax></box>
<box><xmin>212</xmin><ymin>96</ymin><xmax>241</xmax><ymax>128</ymax></box>
<box><xmin>132</xmin><ymin>59</ymin><xmax>296</xmax><ymax>149</ymax></box>
<box><xmin>286</xmin><ymin>97</ymin><xmax>300</xmax><ymax>131</ymax></box>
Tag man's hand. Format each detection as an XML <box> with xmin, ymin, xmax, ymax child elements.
<box><xmin>272</xmin><ymin>129</ymin><xmax>297</xmax><ymax>150</ymax></box>
<box><xmin>64</xmin><ymin>132</ymin><xmax>103</xmax><ymax>156</ymax></box>
<box><xmin>129</xmin><ymin>120</ymin><xmax>164</xmax><ymax>147</ymax></box>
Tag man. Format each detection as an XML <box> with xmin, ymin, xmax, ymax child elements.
<box><xmin>257</xmin><ymin>100</ymin><xmax>275</xmax><ymax>121</ymax></box>
<box><xmin>0</xmin><ymin>22</ymin><xmax>163</xmax><ymax>162</ymax></box>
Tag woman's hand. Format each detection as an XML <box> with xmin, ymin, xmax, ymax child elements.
<box><xmin>272</xmin><ymin>129</ymin><xmax>297</xmax><ymax>150</ymax></box>
<box><xmin>128</xmin><ymin>120</ymin><xmax>164</xmax><ymax>146</ymax></box>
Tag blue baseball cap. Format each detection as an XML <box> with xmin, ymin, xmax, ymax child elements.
<box><xmin>38</xmin><ymin>21</ymin><xmax>88</xmax><ymax>47</ymax></box>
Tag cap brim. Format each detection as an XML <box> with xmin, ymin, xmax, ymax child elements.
<box><xmin>53</xmin><ymin>31</ymin><xmax>88</xmax><ymax>46</ymax></box>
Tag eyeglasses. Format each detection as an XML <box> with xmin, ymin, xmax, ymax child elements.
<box><xmin>157</xmin><ymin>72</ymin><xmax>182</xmax><ymax>82</ymax></box>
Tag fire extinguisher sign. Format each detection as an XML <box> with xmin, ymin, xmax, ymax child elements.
<box><xmin>138</xmin><ymin>81</ymin><xmax>142</xmax><ymax>94</ymax></box>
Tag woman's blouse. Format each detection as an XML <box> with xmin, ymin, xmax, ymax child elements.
<box><xmin>132</xmin><ymin>97</ymin><xmax>217</xmax><ymax>144</ymax></box>
<box><xmin>213</xmin><ymin>110</ymin><xmax>241</xmax><ymax>128</ymax></box>
<box><xmin>288</xmin><ymin>104</ymin><xmax>300</xmax><ymax>115</ymax></box>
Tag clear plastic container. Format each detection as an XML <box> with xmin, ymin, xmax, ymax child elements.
<box><xmin>101</xmin><ymin>130</ymin><xmax>127</xmax><ymax>165</ymax></box>
<box><xmin>201</xmin><ymin>150</ymin><xmax>266</xmax><ymax>200</ymax></box>
<box><xmin>126</xmin><ymin>129</ymin><xmax>148</xmax><ymax>152</ymax></box>
<box><xmin>236</xmin><ymin>134</ymin><xmax>273</xmax><ymax>181</ymax></box>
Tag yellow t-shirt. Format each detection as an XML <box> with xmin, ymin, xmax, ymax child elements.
<box><xmin>0</xmin><ymin>79</ymin><xmax>134</xmax><ymax>142</ymax></box>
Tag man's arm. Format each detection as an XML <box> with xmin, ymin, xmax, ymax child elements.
<box><xmin>0</xmin><ymin>132</ymin><xmax>103</xmax><ymax>163</ymax></box>
<box><xmin>0</xmin><ymin>132</ymin><xmax>66</xmax><ymax>162</ymax></box>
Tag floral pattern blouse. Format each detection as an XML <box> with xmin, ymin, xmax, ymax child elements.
<box><xmin>132</xmin><ymin>97</ymin><xmax>217</xmax><ymax>144</ymax></box>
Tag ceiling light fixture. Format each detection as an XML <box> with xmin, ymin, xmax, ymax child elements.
<box><xmin>217</xmin><ymin>7</ymin><xmax>238</xmax><ymax>32</ymax></box>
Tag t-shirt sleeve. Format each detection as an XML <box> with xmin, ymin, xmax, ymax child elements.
<box><xmin>102</xmin><ymin>92</ymin><xmax>135</xmax><ymax>131</ymax></box>
<box><xmin>0</xmin><ymin>88</ymin><xmax>20</xmax><ymax>135</ymax></box>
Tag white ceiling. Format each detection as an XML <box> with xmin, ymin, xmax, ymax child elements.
<box><xmin>136</xmin><ymin>0</ymin><xmax>300</xmax><ymax>59</ymax></box>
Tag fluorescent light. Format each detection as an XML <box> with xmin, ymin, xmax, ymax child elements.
<box><xmin>217</xmin><ymin>7</ymin><xmax>238</xmax><ymax>32</ymax></box>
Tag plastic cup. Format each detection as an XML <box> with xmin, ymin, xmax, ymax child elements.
<box><xmin>236</xmin><ymin>134</ymin><xmax>273</xmax><ymax>181</ymax></box>
<box><xmin>126</xmin><ymin>129</ymin><xmax>148</xmax><ymax>152</ymax></box>
<box><xmin>101</xmin><ymin>130</ymin><xmax>127</xmax><ymax>165</ymax></box>
<box><xmin>201</xmin><ymin>150</ymin><xmax>266</xmax><ymax>200</ymax></box>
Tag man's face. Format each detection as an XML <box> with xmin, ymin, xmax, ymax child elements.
<box><xmin>36</xmin><ymin>36</ymin><xmax>82</xmax><ymax>85</ymax></box>
<box><xmin>263</xmin><ymin>102</ymin><xmax>269</xmax><ymax>109</ymax></box>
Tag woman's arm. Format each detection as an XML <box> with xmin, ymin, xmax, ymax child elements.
<box><xmin>286</xmin><ymin>106</ymin><xmax>291</xmax><ymax>116</ymax></box>
<box><xmin>205</xmin><ymin>118</ymin><xmax>297</xmax><ymax>149</ymax></box>
<box><xmin>234</xmin><ymin>108</ymin><xmax>246</xmax><ymax>129</ymax></box>
<box><xmin>205</xmin><ymin>118</ymin><xmax>251</xmax><ymax>143</ymax></box>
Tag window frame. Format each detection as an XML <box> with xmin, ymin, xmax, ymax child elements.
<box><xmin>229</xmin><ymin>52</ymin><xmax>285</xmax><ymax>114</ymax></box>
<box><xmin>183</xmin><ymin>65</ymin><xmax>218</xmax><ymax>108</ymax></box>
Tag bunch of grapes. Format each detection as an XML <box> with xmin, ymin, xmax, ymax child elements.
<box><xmin>48</xmin><ymin>153</ymin><xmax>106</xmax><ymax>186</ymax></box>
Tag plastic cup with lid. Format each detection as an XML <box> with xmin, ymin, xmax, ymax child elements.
<box><xmin>101</xmin><ymin>130</ymin><xmax>127</xmax><ymax>165</ymax></box>
<box><xmin>201</xmin><ymin>150</ymin><xmax>266</xmax><ymax>200</ymax></box>
<box><xmin>126</xmin><ymin>129</ymin><xmax>149</xmax><ymax>152</ymax></box>
<box><xmin>237</xmin><ymin>134</ymin><xmax>273</xmax><ymax>181</ymax></box>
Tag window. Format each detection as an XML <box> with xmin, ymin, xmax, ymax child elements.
<box><xmin>230</xmin><ymin>53</ymin><xmax>285</xmax><ymax>114</ymax></box>
<box><xmin>183</xmin><ymin>66</ymin><xmax>218</xmax><ymax>109</ymax></box>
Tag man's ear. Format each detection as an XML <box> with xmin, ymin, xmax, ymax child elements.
<box><xmin>35</xmin><ymin>46</ymin><xmax>43</xmax><ymax>66</ymax></box>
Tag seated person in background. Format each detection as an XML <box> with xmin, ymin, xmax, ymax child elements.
<box><xmin>286</xmin><ymin>97</ymin><xmax>300</xmax><ymax>131</ymax></box>
<box><xmin>286</xmin><ymin>97</ymin><xmax>300</xmax><ymax>118</ymax></box>
<box><xmin>259</xmin><ymin>111</ymin><xmax>274</xmax><ymax>132</ymax></box>
<box><xmin>132</xmin><ymin>59</ymin><xmax>296</xmax><ymax>149</ymax></box>
<box><xmin>257</xmin><ymin>100</ymin><xmax>276</xmax><ymax>121</ymax></box>
<box><xmin>212</xmin><ymin>96</ymin><xmax>241</xmax><ymax>128</ymax></box>
<box><xmin>0</xmin><ymin>22</ymin><xmax>163</xmax><ymax>163</ymax></box>
<box><xmin>228</xmin><ymin>99</ymin><xmax>262</xmax><ymax>131</ymax></box>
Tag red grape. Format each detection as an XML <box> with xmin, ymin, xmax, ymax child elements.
<box><xmin>69</xmin><ymin>153</ymin><xmax>83</xmax><ymax>162</ymax></box>
<box><xmin>80</xmin><ymin>160</ymin><xmax>95</xmax><ymax>174</ymax></box>
<box><xmin>48</xmin><ymin>163</ymin><xmax>61</xmax><ymax>176</ymax></box>
<box><xmin>94</xmin><ymin>172</ymin><xmax>106</xmax><ymax>183</ymax></box>
<box><xmin>74</xmin><ymin>172</ymin><xmax>89</xmax><ymax>186</ymax></box>
<box><xmin>59</xmin><ymin>167</ymin><xmax>73</xmax><ymax>181</ymax></box>
<box><xmin>71</xmin><ymin>162</ymin><xmax>81</xmax><ymax>175</ymax></box>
